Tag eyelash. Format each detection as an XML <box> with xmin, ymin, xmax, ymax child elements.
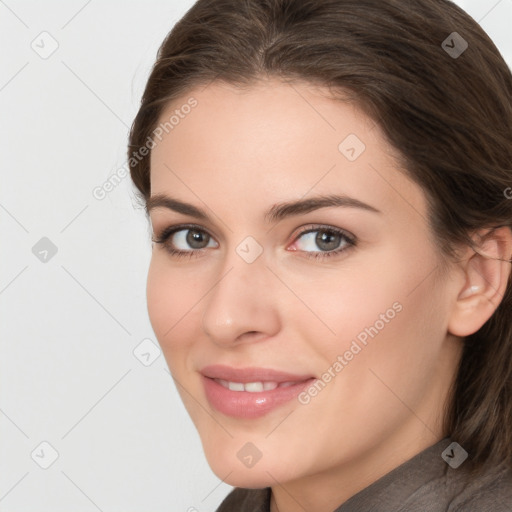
<box><xmin>151</xmin><ymin>223</ymin><xmax>357</xmax><ymax>261</ymax></box>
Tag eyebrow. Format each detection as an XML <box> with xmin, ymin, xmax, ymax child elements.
<box><xmin>146</xmin><ymin>193</ymin><xmax>381</xmax><ymax>222</ymax></box>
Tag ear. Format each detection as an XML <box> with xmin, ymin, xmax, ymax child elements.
<box><xmin>448</xmin><ymin>226</ymin><xmax>512</xmax><ymax>337</ymax></box>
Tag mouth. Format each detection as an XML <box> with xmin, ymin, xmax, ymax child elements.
<box><xmin>213</xmin><ymin>379</ymin><xmax>300</xmax><ymax>392</ymax></box>
<box><xmin>200</xmin><ymin>365</ymin><xmax>316</xmax><ymax>418</ymax></box>
<box><xmin>200</xmin><ymin>364</ymin><xmax>314</xmax><ymax>383</ymax></box>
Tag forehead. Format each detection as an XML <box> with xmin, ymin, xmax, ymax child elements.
<box><xmin>149</xmin><ymin>79</ymin><xmax>427</xmax><ymax>224</ymax></box>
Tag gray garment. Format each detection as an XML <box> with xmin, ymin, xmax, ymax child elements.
<box><xmin>215</xmin><ymin>437</ymin><xmax>512</xmax><ymax>511</ymax></box>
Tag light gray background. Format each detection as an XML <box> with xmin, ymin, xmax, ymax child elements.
<box><xmin>1</xmin><ymin>1</ymin><xmax>511</xmax><ymax>511</ymax></box>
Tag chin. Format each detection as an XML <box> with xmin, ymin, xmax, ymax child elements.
<box><xmin>214</xmin><ymin>466</ymin><xmax>276</xmax><ymax>489</ymax></box>
<box><xmin>204</xmin><ymin>449</ymin><xmax>288</xmax><ymax>488</ymax></box>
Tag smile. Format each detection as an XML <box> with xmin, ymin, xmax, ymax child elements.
<box><xmin>214</xmin><ymin>379</ymin><xmax>301</xmax><ymax>392</ymax></box>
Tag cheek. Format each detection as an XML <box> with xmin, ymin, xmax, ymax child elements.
<box><xmin>333</xmin><ymin>262</ymin><xmax>446</xmax><ymax>400</ymax></box>
<box><xmin>146</xmin><ymin>256</ymin><xmax>202</xmax><ymax>357</ymax></box>
<box><xmin>295</xmin><ymin>242</ymin><xmax>447</xmax><ymax>382</ymax></box>
<box><xmin>283</xmin><ymin>254</ymin><xmax>406</xmax><ymax>355</ymax></box>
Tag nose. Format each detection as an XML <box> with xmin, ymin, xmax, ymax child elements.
<box><xmin>201</xmin><ymin>247</ymin><xmax>281</xmax><ymax>347</ymax></box>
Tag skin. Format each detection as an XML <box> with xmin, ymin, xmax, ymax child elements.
<box><xmin>146</xmin><ymin>78</ymin><xmax>512</xmax><ymax>512</ymax></box>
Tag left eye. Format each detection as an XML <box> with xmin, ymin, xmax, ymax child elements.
<box><xmin>292</xmin><ymin>228</ymin><xmax>353</xmax><ymax>253</ymax></box>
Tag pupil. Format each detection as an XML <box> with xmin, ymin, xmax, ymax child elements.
<box><xmin>316</xmin><ymin>230</ymin><xmax>340</xmax><ymax>251</ymax></box>
<box><xmin>187</xmin><ymin>229</ymin><xmax>208</xmax><ymax>249</ymax></box>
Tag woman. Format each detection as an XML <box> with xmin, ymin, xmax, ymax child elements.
<box><xmin>128</xmin><ymin>0</ymin><xmax>512</xmax><ymax>510</ymax></box>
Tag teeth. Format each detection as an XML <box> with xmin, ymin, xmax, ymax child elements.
<box><xmin>227</xmin><ymin>381</ymin><xmax>245</xmax><ymax>391</ymax></box>
<box><xmin>216</xmin><ymin>379</ymin><xmax>280</xmax><ymax>392</ymax></box>
<box><xmin>279</xmin><ymin>381</ymin><xmax>296</xmax><ymax>388</ymax></box>
<box><xmin>244</xmin><ymin>382</ymin><xmax>264</xmax><ymax>392</ymax></box>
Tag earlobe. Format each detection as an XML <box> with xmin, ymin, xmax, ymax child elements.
<box><xmin>448</xmin><ymin>226</ymin><xmax>512</xmax><ymax>338</ymax></box>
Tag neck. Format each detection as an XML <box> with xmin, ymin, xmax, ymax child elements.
<box><xmin>269</xmin><ymin>428</ymin><xmax>444</xmax><ymax>512</ymax></box>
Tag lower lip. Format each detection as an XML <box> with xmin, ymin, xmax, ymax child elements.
<box><xmin>202</xmin><ymin>375</ymin><xmax>315</xmax><ymax>419</ymax></box>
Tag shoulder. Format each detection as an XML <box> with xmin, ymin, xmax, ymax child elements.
<box><xmin>449</xmin><ymin>463</ymin><xmax>512</xmax><ymax>512</ymax></box>
<box><xmin>215</xmin><ymin>487</ymin><xmax>271</xmax><ymax>512</ymax></box>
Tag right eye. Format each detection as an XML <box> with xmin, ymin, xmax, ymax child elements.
<box><xmin>152</xmin><ymin>225</ymin><xmax>219</xmax><ymax>257</ymax></box>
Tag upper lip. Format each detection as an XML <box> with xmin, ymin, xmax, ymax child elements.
<box><xmin>200</xmin><ymin>364</ymin><xmax>314</xmax><ymax>383</ymax></box>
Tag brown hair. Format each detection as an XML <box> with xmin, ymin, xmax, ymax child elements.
<box><xmin>128</xmin><ymin>0</ymin><xmax>512</xmax><ymax>471</ymax></box>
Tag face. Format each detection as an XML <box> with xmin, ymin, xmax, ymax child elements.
<box><xmin>146</xmin><ymin>79</ymin><xmax>463</xmax><ymax>490</ymax></box>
